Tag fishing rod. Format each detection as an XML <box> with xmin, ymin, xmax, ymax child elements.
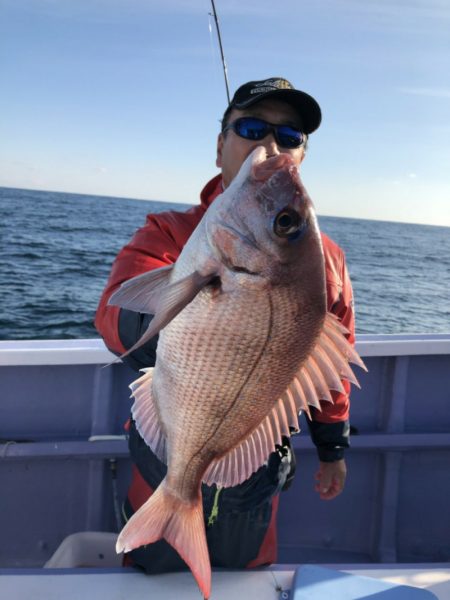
<box><xmin>209</xmin><ymin>0</ymin><xmax>231</xmax><ymax>104</ymax></box>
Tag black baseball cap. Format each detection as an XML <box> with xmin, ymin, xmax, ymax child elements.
<box><xmin>227</xmin><ymin>77</ymin><xmax>322</xmax><ymax>134</ymax></box>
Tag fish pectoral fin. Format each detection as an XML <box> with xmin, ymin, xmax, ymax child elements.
<box><xmin>117</xmin><ymin>484</ymin><xmax>211</xmax><ymax>599</ymax></box>
<box><xmin>129</xmin><ymin>367</ymin><xmax>167</xmax><ymax>464</ymax></box>
<box><xmin>108</xmin><ymin>264</ymin><xmax>174</xmax><ymax>314</ymax></box>
<box><xmin>111</xmin><ymin>268</ymin><xmax>218</xmax><ymax>362</ymax></box>
<box><xmin>150</xmin><ymin>269</ymin><xmax>218</xmax><ymax>331</ymax></box>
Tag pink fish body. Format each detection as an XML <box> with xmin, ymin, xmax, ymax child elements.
<box><xmin>109</xmin><ymin>147</ymin><xmax>365</xmax><ymax>598</ymax></box>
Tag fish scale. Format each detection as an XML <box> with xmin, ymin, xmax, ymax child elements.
<box><xmin>159</xmin><ymin>300</ymin><xmax>274</xmax><ymax>469</ymax></box>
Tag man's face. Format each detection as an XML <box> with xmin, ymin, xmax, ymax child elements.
<box><xmin>216</xmin><ymin>98</ymin><xmax>306</xmax><ymax>188</ymax></box>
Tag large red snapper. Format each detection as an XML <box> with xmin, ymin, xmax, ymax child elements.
<box><xmin>109</xmin><ymin>147</ymin><xmax>365</xmax><ymax>598</ymax></box>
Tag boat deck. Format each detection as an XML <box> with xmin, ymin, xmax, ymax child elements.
<box><xmin>1</xmin><ymin>564</ymin><xmax>449</xmax><ymax>599</ymax></box>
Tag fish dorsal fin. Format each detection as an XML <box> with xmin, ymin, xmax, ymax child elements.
<box><xmin>129</xmin><ymin>367</ymin><xmax>167</xmax><ymax>464</ymax></box>
<box><xmin>202</xmin><ymin>313</ymin><xmax>366</xmax><ymax>488</ymax></box>
<box><xmin>109</xmin><ymin>267</ymin><xmax>218</xmax><ymax>362</ymax></box>
<box><xmin>291</xmin><ymin>312</ymin><xmax>367</xmax><ymax>411</ymax></box>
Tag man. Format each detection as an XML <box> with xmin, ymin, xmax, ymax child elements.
<box><xmin>95</xmin><ymin>77</ymin><xmax>354</xmax><ymax>572</ymax></box>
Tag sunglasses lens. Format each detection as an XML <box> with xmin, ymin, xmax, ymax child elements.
<box><xmin>234</xmin><ymin>118</ymin><xmax>268</xmax><ymax>141</ymax></box>
<box><xmin>231</xmin><ymin>118</ymin><xmax>303</xmax><ymax>149</ymax></box>
<box><xmin>276</xmin><ymin>126</ymin><xmax>303</xmax><ymax>149</ymax></box>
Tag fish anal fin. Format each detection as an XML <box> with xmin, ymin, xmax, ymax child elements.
<box><xmin>202</xmin><ymin>395</ymin><xmax>300</xmax><ymax>488</ymax></box>
<box><xmin>116</xmin><ymin>484</ymin><xmax>211</xmax><ymax>599</ymax></box>
<box><xmin>129</xmin><ymin>367</ymin><xmax>167</xmax><ymax>464</ymax></box>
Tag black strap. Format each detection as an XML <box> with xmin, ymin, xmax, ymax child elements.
<box><xmin>118</xmin><ymin>309</ymin><xmax>158</xmax><ymax>371</ymax></box>
<box><xmin>306</xmin><ymin>418</ymin><xmax>350</xmax><ymax>462</ymax></box>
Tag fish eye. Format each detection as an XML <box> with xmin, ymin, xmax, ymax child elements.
<box><xmin>273</xmin><ymin>208</ymin><xmax>304</xmax><ymax>238</ymax></box>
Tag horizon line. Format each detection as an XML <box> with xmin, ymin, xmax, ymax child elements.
<box><xmin>1</xmin><ymin>183</ymin><xmax>449</xmax><ymax>230</ymax></box>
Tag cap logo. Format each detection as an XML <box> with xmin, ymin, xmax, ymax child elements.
<box><xmin>250</xmin><ymin>78</ymin><xmax>292</xmax><ymax>95</ymax></box>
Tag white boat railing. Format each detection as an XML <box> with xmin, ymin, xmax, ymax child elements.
<box><xmin>0</xmin><ymin>334</ymin><xmax>449</xmax><ymax>366</ymax></box>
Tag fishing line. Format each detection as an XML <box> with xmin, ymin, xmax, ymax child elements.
<box><xmin>208</xmin><ymin>0</ymin><xmax>231</xmax><ymax>104</ymax></box>
<box><xmin>269</xmin><ymin>568</ymin><xmax>288</xmax><ymax>597</ymax></box>
<box><xmin>206</xmin><ymin>8</ymin><xmax>221</xmax><ymax>90</ymax></box>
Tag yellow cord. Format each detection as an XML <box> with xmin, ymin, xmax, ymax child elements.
<box><xmin>207</xmin><ymin>486</ymin><xmax>222</xmax><ymax>526</ymax></box>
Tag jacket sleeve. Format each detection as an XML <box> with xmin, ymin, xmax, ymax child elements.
<box><xmin>94</xmin><ymin>214</ymin><xmax>182</xmax><ymax>371</ymax></box>
<box><xmin>307</xmin><ymin>251</ymin><xmax>355</xmax><ymax>462</ymax></box>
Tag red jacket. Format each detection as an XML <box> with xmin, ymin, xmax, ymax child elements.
<box><xmin>95</xmin><ymin>173</ymin><xmax>354</xmax><ymax>426</ymax></box>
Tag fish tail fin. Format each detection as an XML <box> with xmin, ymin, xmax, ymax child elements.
<box><xmin>116</xmin><ymin>484</ymin><xmax>211</xmax><ymax>599</ymax></box>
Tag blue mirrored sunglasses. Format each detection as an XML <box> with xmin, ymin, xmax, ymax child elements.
<box><xmin>223</xmin><ymin>117</ymin><xmax>304</xmax><ymax>149</ymax></box>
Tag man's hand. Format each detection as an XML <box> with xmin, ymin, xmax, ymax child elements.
<box><xmin>314</xmin><ymin>459</ymin><xmax>347</xmax><ymax>500</ymax></box>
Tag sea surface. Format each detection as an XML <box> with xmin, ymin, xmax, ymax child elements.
<box><xmin>1</xmin><ymin>186</ymin><xmax>449</xmax><ymax>340</ymax></box>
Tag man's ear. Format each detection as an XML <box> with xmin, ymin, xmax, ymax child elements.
<box><xmin>216</xmin><ymin>132</ymin><xmax>224</xmax><ymax>168</ymax></box>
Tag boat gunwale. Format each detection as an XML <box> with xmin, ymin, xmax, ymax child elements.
<box><xmin>1</xmin><ymin>334</ymin><xmax>450</xmax><ymax>366</ymax></box>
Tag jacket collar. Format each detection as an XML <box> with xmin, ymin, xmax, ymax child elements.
<box><xmin>200</xmin><ymin>174</ymin><xmax>223</xmax><ymax>211</ymax></box>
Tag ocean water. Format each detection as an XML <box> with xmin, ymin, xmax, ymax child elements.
<box><xmin>1</xmin><ymin>186</ymin><xmax>449</xmax><ymax>340</ymax></box>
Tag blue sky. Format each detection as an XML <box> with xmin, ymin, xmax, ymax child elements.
<box><xmin>1</xmin><ymin>0</ymin><xmax>449</xmax><ymax>226</ymax></box>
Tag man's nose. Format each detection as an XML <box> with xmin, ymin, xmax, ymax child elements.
<box><xmin>263</xmin><ymin>134</ymin><xmax>280</xmax><ymax>158</ymax></box>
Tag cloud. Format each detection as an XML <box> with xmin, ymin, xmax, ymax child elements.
<box><xmin>335</xmin><ymin>0</ymin><xmax>450</xmax><ymax>22</ymax></box>
<box><xmin>398</xmin><ymin>87</ymin><xmax>450</xmax><ymax>99</ymax></box>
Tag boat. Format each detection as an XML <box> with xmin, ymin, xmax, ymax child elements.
<box><xmin>1</xmin><ymin>333</ymin><xmax>449</xmax><ymax>598</ymax></box>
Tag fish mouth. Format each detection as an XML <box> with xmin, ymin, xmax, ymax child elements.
<box><xmin>229</xmin><ymin>264</ymin><xmax>259</xmax><ymax>276</ymax></box>
<box><xmin>220</xmin><ymin>251</ymin><xmax>261</xmax><ymax>277</ymax></box>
